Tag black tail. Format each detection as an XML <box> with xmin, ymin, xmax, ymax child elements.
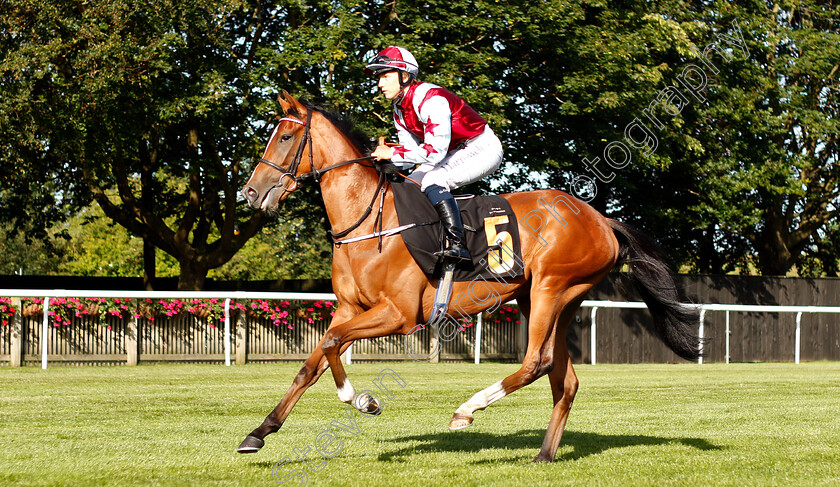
<box><xmin>608</xmin><ymin>219</ymin><xmax>702</xmax><ymax>361</ymax></box>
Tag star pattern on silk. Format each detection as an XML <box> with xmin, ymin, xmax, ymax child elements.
<box><xmin>421</xmin><ymin>143</ymin><xmax>438</xmax><ymax>156</ymax></box>
<box><xmin>392</xmin><ymin>145</ymin><xmax>409</xmax><ymax>157</ymax></box>
<box><xmin>424</xmin><ymin>120</ymin><xmax>440</xmax><ymax>136</ymax></box>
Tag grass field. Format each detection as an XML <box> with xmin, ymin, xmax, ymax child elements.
<box><xmin>1</xmin><ymin>361</ymin><xmax>839</xmax><ymax>487</ymax></box>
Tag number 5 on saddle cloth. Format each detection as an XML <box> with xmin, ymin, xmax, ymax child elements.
<box><xmin>389</xmin><ymin>179</ymin><xmax>526</xmax><ymax>325</ymax></box>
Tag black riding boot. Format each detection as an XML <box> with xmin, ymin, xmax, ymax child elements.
<box><xmin>433</xmin><ymin>197</ymin><xmax>471</xmax><ymax>264</ymax></box>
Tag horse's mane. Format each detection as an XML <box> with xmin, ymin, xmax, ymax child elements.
<box><xmin>289</xmin><ymin>99</ymin><xmax>374</xmax><ymax>155</ymax></box>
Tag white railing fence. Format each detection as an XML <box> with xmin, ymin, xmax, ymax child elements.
<box><xmin>2</xmin><ymin>290</ymin><xmax>839</xmax><ymax>368</ymax></box>
<box><xmin>583</xmin><ymin>300</ymin><xmax>840</xmax><ymax>365</ymax></box>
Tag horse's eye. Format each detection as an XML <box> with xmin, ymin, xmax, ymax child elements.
<box><xmin>280</xmin><ymin>134</ymin><xmax>293</xmax><ymax>142</ymax></box>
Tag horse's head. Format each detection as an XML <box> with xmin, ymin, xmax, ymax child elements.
<box><xmin>242</xmin><ymin>91</ymin><xmax>314</xmax><ymax>212</ymax></box>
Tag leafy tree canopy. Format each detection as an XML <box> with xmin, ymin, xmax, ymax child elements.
<box><xmin>1</xmin><ymin>0</ymin><xmax>837</xmax><ymax>283</ymax></box>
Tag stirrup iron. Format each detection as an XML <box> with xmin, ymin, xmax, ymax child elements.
<box><xmin>427</xmin><ymin>261</ymin><xmax>456</xmax><ymax>326</ymax></box>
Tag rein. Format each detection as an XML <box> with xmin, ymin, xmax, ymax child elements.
<box><xmin>256</xmin><ymin>110</ymin><xmax>383</xmax><ymax>242</ymax></box>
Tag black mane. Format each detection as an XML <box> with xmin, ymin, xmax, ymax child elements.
<box><xmin>291</xmin><ymin>99</ymin><xmax>374</xmax><ymax>155</ymax></box>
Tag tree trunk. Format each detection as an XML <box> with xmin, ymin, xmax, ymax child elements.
<box><xmin>754</xmin><ymin>211</ymin><xmax>794</xmax><ymax>276</ymax></box>
<box><xmin>177</xmin><ymin>258</ymin><xmax>208</xmax><ymax>290</ymax></box>
<box><xmin>143</xmin><ymin>239</ymin><xmax>156</xmax><ymax>290</ymax></box>
<box><xmin>756</xmin><ymin>246</ymin><xmax>793</xmax><ymax>276</ymax></box>
<box><xmin>140</xmin><ymin>136</ymin><xmax>158</xmax><ymax>291</ymax></box>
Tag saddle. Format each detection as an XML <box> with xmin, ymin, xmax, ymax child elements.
<box><xmin>390</xmin><ymin>179</ymin><xmax>525</xmax><ymax>282</ymax></box>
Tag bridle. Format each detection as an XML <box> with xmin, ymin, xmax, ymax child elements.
<box><xmin>257</xmin><ymin>109</ymin><xmax>314</xmax><ymax>192</ymax></box>
<box><xmin>258</xmin><ymin>109</ymin><xmax>379</xmax><ymax>189</ymax></box>
<box><xmin>255</xmin><ymin>109</ymin><xmax>386</xmax><ymax>241</ymax></box>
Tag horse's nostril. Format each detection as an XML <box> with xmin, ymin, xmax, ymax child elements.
<box><xmin>241</xmin><ymin>186</ymin><xmax>260</xmax><ymax>207</ymax></box>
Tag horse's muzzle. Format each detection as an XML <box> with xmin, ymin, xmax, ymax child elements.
<box><xmin>241</xmin><ymin>185</ymin><xmax>263</xmax><ymax>209</ymax></box>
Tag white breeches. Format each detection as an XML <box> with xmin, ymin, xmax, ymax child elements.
<box><xmin>412</xmin><ymin>126</ymin><xmax>504</xmax><ymax>193</ymax></box>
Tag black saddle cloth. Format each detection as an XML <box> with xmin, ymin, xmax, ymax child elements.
<box><xmin>390</xmin><ymin>179</ymin><xmax>524</xmax><ymax>282</ymax></box>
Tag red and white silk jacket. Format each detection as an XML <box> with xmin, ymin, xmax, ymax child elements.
<box><xmin>390</xmin><ymin>82</ymin><xmax>487</xmax><ymax>167</ymax></box>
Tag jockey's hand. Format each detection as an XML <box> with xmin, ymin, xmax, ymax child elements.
<box><xmin>371</xmin><ymin>143</ymin><xmax>394</xmax><ymax>161</ymax></box>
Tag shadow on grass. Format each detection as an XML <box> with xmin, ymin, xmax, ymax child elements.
<box><xmin>379</xmin><ymin>429</ymin><xmax>721</xmax><ymax>463</ymax></box>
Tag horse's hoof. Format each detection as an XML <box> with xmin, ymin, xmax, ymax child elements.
<box><xmin>354</xmin><ymin>393</ymin><xmax>382</xmax><ymax>416</ymax></box>
<box><xmin>237</xmin><ymin>435</ymin><xmax>265</xmax><ymax>453</ymax></box>
<box><xmin>448</xmin><ymin>413</ymin><xmax>473</xmax><ymax>431</ymax></box>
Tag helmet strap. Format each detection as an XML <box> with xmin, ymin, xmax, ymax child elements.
<box><xmin>398</xmin><ymin>72</ymin><xmax>415</xmax><ymax>89</ymax></box>
<box><xmin>395</xmin><ymin>72</ymin><xmax>415</xmax><ymax>101</ymax></box>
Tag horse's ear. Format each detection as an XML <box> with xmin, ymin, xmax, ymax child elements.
<box><xmin>277</xmin><ymin>90</ymin><xmax>306</xmax><ymax>116</ymax></box>
<box><xmin>278</xmin><ymin>90</ymin><xmax>293</xmax><ymax>114</ymax></box>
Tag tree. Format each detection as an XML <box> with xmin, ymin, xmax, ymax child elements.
<box><xmin>58</xmin><ymin>200</ymin><xmax>332</xmax><ymax>280</ymax></box>
<box><xmin>1</xmin><ymin>0</ymin><xmax>283</xmax><ymax>288</ymax></box>
<box><xmin>487</xmin><ymin>0</ymin><xmax>839</xmax><ymax>276</ymax></box>
<box><xmin>3</xmin><ymin>0</ymin><xmax>836</xmax><ymax>282</ymax></box>
<box><xmin>0</xmin><ymin>0</ymin><xmax>516</xmax><ymax>287</ymax></box>
<box><xmin>0</xmin><ymin>222</ymin><xmax>67</xmax><ymax>275</ymax></box>
<box><xmin>683</xmin><ymin>1</ymin><xmax>840</xmax><ymax>275</ymax></box>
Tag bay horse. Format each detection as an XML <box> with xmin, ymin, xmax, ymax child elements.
<box><xmin>239</xmin><ymin>91</ymin><xmax>701</xmax><ymax>462</ymax></box>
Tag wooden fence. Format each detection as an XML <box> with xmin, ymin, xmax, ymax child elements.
<box><xmin>2</xmin><ymin>274</ymin><xmax>839</xmax><ymax>365</ymax></box>
<box><xmin>577</xmin><ymin>275</ymin><xmax>840</xmax><ymax>363</ymax></box>
<box><xmin>0</xmin><ymin>308</ymin><xmax>521</xmax><ymax>366</ymax></box>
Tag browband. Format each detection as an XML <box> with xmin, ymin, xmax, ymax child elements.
<box><xmin>279</xmin><ymin>117</ymin><xmax>306</xmax><ymax>126</ymax></box>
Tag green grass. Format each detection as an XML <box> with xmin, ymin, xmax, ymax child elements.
<box><xmin>1</xmin><ymin>362</ymin><xmax>839</xmax><ymax>486</ymax></box>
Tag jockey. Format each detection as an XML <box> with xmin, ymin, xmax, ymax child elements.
<box><xmin>366</xmin><ymin>46</ymin><xmax>504</xmax><ymax>265</ymax></box>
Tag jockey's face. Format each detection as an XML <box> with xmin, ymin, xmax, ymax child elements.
<box><xmin>377</xmin><ymin>71</ymin><xmax>404</xmax><ymax>100</ymax></box>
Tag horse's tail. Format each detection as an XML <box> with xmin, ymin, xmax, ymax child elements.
<box><xmin>607</xmin><ymin>219</ymin><xmax>702</xmax><ymax>361</ymax></box>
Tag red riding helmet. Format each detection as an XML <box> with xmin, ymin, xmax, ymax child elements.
<box><xmin>364</xmin><ymin>46</ymin><xmax>419</xmax><ymax>78</ymax></box>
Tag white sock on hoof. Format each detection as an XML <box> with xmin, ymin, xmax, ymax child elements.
<box><xmin>337</xmin><ymin>380</ymin><xmax>356</xmax><ymax>403</ymax></box>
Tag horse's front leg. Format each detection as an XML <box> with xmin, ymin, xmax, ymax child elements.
<box><xmin>237</xmin><ymin>306</ymin><xmax>357</xmax><ymax>454</ymax></box>
<box><xmin>321</xmin><ymin>300</ymin><xmax>407</xmax><ymax>415</ymax></box>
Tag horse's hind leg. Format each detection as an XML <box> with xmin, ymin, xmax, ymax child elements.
<box><xmin>448</xmin><ymin>290</ymin><xmax>562</xmax><ymax>430</ymax></box>
<box><xmin>534</xmin><ymin>344</ymin><xmax>578</xmax><ymax>462</ymax></box>
<box><xmin>530</xmin><ymin>293</ymin><xmax>587</xmax><ymax>462</ymax></box>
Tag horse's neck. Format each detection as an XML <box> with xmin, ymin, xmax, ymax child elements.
<box><xmin>321</xmin><ymin>163</ymin><xmax>393</xmax><ymax>238</ymax></box>
<box><xmin>313</xmin><ymin>138</ymin><xmax>392</xmax><ymax>239</ymax></box>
